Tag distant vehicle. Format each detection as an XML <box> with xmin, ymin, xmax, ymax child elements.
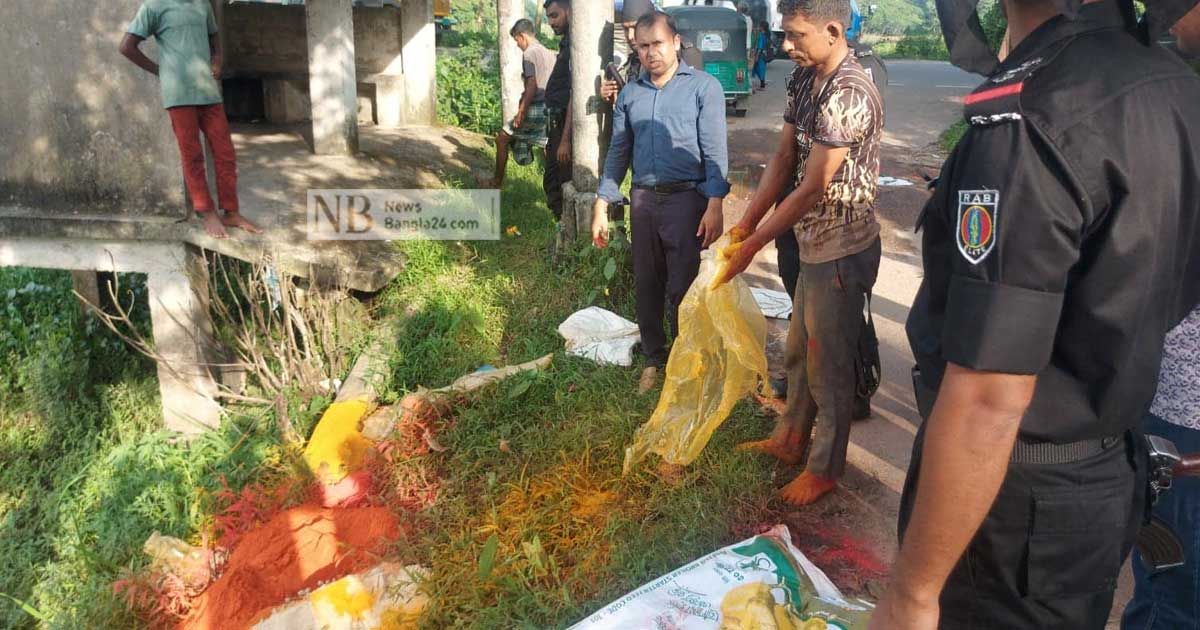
<box><xmin>434</xmin><ymin>0</ymin><xmax>456</xmax><ymax>31</ymax></box>
<box><xmin>664</xmin><ymin>4</ymin><xmax>753</xmax><ymax>116</ymax></box>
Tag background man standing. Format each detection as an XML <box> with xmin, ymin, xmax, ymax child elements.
<box><xmin>592</xmin><ymin>11</ymin><xmax>729</xmax><ymax>394</ymax></box>
<box><xmin>602</xmin><ymin>0</ymin><xmax>657</xmax><ymax>107</ymax></box>
<box><xmin>869</xmin><ymin>0</ymin><xmax>1200</xmax><ymax>626</ymax></box>
<box><xmin>603</xmin><ymin>0</ymin><xmax>705</xmax><ymax>106</ymax></box>
<box><xmin>718</xmin><ymin>0</ymin><xmax>884</xmax><ymax>507</ymax></box>
<box><xmin>1122</xmin><ymin>9</ymin><xmax>1200</xmax><ymax>628</ymax></box>
<box><xmin>542</xmin><ymin>0</ymin><xmax>573</xmax><ymax>222</ymax></box>
<box><xmin>481</xmin><ymin>19</ymin><xmax>556</xmax><ymax>190</ymax></box>
<box><xmin>119</xmin><ymin>0</ymin><xmax>261</xmax><ymax>239</ymax></box>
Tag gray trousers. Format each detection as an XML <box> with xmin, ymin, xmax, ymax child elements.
<box><xmin>630</xmin><ymin>188</ymin><xmax>706</xmax><ymax>367</ymax></box>
<box><xmin>782</xmin><ymin>238</ymin><xmax>881</xmax><ymax>478</ymax></box>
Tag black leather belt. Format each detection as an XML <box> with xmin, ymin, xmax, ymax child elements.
<box><xmin>1011</xmin><ymin>434</ymin><xmax>1124</xmax><ymax>465</ymax></box>
<box><xmin>633</xmin><ymin>181</ymin><xmax>697</xmax><ymax>194</ymax></box>
<box><xmin>913</xmin><ymin>366</ymin><xmax>1124</xmax><ymax>466</ymax></box>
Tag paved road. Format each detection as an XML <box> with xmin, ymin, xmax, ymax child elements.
<box><xmin>879</xmin><ymin>60</ymin><xmax>983</xmax><ymax>150</ymax></box>
<box><xmin>721</xmin><ymin>58</ymin><xmax>1132</xmax><ymax>622</ymax></box>
<box><xmin>728</xmin><ymin>59</ymin><xmax>982</xmax><ymax>150</ymax></box>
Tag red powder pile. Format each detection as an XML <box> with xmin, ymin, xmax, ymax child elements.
<box><xmin>180</xmin><ymin>505</ymin><xmax>402</xmax><ymax>630</ymax></box>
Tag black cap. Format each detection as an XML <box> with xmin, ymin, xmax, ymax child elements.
<box><xmin>621</xmin><ymin>0</ymin><xmax>655</xmax><ymax>23</ymax></box>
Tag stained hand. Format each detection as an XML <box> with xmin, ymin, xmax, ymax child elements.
<box><xmin>712</xmin><ymin>238</ymin><xmax>762</xmax><ymax>288</ymax></box>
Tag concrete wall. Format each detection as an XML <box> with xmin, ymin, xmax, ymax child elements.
<box><xmin>224</xmin><ymin>4</ymin><xmax>405</xmax><ymax>78</ymax></box>
<box><xmin>0</xmin><ymin>0</ymin><xmax>185</xmax><ymax>217</ymax></box>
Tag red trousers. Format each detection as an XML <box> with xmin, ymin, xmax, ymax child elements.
<box><xmin>168</xmin><ymin>103</ymin><xmax>239</xmax><ymax>213</ymax></box>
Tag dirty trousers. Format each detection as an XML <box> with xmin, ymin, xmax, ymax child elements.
<box><xmin>899</xmin><ymin>424</ymin><xmax>1144</xmax><ymax>629</ymax></box>
<box><xmin>630</xmin><ymin>188</ymin><xmax>706</xmax><ymax>367</ymax></box>
<box><xmin>781</xmin><ymin>238</ymin><xmax>881</xmax><ymax>478</ymax></box>
<box><xmin>167</xmin><ymin>103</ymin><xmax>239</xmax><ymax>213</ymax></box>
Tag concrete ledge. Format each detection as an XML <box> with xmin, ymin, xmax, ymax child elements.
<box><xmin>0</xmin><ymin>237</ymin><xmax>223</xmax><ymax>433</ymax></box>
<box><xmin>0</xmin><ymin>208</ymin><xmax>403</xmax><ymax>292</ymax></box>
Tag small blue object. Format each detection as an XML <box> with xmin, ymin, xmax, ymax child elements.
<box><xmin>264</xmin><ymin>266</ymin><xmax>282</xmax><ymax>312</ymax></box>
<box><xmin>848</xmin><ymin>0</ymin><xmax>863</xmax><ymax>41</ymax></box>
<box><xmin>473</xmin><ymin>364</ymin><xmax>498</xmax><ymax>374</ymax></box>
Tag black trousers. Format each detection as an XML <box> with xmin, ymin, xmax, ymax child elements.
<box><xmin>776</xmin><ymin>226</ymin><xmax>801</xmax><ymax>300</ymax></box>
<box><xmin>544</xmin><ymin>110</ymin><xmax>573</xmax><ymax>221</ymax></box>
<box><xmin>630</xmin><ymin>187</ymin><xmax>706</xmax><ymax>367</ymax></box>
<box><xmin>899</xmin><ymin>423</ymin><xmax>1146</xmax><ymax>629</ymax></box>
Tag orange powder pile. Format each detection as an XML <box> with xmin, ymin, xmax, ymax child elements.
<box><xmin>180</xmin><ymin>505</ymin><xmax>402</xmax><ymax>630</ymax></box>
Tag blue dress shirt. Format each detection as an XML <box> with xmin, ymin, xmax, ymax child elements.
<box><xmin>597</xmin><ymin>61</ymin><xmax>731</xmax><ymax>203</ymax></box>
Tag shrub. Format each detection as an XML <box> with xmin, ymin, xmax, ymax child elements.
<box><xmin>437</xmin><ymin>37</ymin><xmax>503</xmax><ymax>136</ymax></box>
<box><xmin>892</xmin><ymin>30</ymin><xmax>950</xmax><ymax>61</ymax></box>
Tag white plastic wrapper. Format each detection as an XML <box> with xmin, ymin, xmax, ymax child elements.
<box><xmin>750</xmin><ymin>288</ymin><xmax>794</xmax><ymax>320</ymax></box>
<box><xmin>558</xmin><ymin>307</ymin><xmax>642</xmax><ymax>367</ymax></box>
<box><xmin>569</xmin><ymin>525</ymin><xmax>872</xmax><ymax>630</ymax></box>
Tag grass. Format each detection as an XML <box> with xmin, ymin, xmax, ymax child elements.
<box><xmin>870</xmin><ymin>40</ymin><xmax>898</xmax><ymax>58</ymax></box>
<box><xmin>0</xmin><ymin>271</ymin><xmax>326</xmax><ymax>628</ymax></box>
<box><xmin>940</xmin><ymin>119</ymin><xmax>969</xmax><ymax>153</ymax></box>
<box><xmin>373</xmin><ymin>157</ymin><xmax>783</xmax><ymax>627</ymax></box>
<box><xmin>0</xmin><ymin>153</ymin><xmax>787</xmax><ymax>628</ymax></box>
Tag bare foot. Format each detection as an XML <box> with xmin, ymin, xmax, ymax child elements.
<box><xmin>200</xmin><ymin>211</ymin><xmax>229</xmax><ymax>239</ymax></box>
<box><xmin>779</xmin><ymin>471</ymin><xmax>837</xmax><ymax>506</ymax></box>
<box><xmin>221</xmin><ymin>212</ymin><xmax>263</xmax><ymax>234</ymax></box>
<box><xmin>638</xmin><ymin>366</ymin><xmax>660</xmax><ymax>395</ymax></box>
<box><xmin>735</xmin><ymin>439</ymin><xmax>803</xmax><ymax>466</ymax></box>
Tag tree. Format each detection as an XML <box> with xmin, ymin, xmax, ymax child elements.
<box><xmin>862</xmin><ymin>0</ymin><xmax>925</xmax><ymax>36</ymax></box>
<box><xmin>979</xmin><ymin>0</ymin><xmax>1007</xmax><ymax>54</ymax></box>
<box><xmin>451</xmin><ymin>0</ymin><xmax>498</xmax><ymax>31</ymax></box>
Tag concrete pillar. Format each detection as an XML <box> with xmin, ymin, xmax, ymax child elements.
<box><xmin>306</xmin><ymin>0</ymin><xmax>360</xmax><ymax>155</ymax></box>
<box><xmin>401</xmin><ymin>0</ymin><xmax>437</xmax><ymax>125</ymax></box>
<box><xmin>374</xmin><ymin>75</ymin><xmax>407</xmax><ymax>128</ymax></box>
<box><xmin>567</xmin><ymin>2</ymin><xmax>614</xmax><ymax>239</ymax></box>
<box><xmin>147</xmin><ymin>244</ymin><xmax>223</xmax><ymax>434</ymax></box>
<box><xmin>497</xmin><ymin>0</ymin><xmax>525</xmax><ymax>123</ymax></box>
<box><xmin>374</xmin><ymin>11</ymin><xmax>407</xmax><ymax>129</ymax></box>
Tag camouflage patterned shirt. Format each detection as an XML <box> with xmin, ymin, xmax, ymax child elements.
<box><xmin>783</xmin><ymin>54</ymin><xmax>884</xmax><ymax>264</ymax></box>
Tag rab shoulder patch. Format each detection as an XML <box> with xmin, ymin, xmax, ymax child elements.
<box><xmin>956</xmin><ymin>190</ymin><xmax>999</xmax><ymax>264</ymax></box>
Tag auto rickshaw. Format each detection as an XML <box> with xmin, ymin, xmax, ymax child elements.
<box><xmin>664</xmin><ymin>5</ymin><xmax>752</xmax><ymax>116</ymax></box>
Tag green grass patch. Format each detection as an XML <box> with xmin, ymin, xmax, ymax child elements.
<box><xmin>1</xmin><ymin>153</ymin><xmax>790</xmax><ymax>629</ymax></box>
<box><xmin>371</xmin><ymin>158</ymin><xmax>783</xmax><ymax>627</ymax></box>
<box><xmin>940</xmin><ymin>119</ymin><xmax>969</xmax><ymax>153</ymax></box>
<box><xmin>0</xmin><ymin>270</ymin><xmax>316</xmax><ymax>628</ymax></box>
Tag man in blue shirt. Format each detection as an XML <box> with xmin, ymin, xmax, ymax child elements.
<box><xmin>591</xmin><ymin>10</ymin><xmax>730</xmax><ymax>393</ymax></box>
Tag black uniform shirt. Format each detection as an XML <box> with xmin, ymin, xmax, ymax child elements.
<box><xmin>545</xmin><ymin>34</ymin><xmax>572</xmax><ymax>111</ymax></box>
<box><xmin>906</xmin><ymin>1</ymin><xmax>1200</xmax><ymax>443</ymax></box>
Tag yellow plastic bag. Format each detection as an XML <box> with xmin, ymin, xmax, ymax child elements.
<box><xmin>623</xmin><ymin>234</ymin><xmax>769</xmax><ymax>474</ymax></box>
<box><xmin>303</xmin><ymin>399</ymin><xmax>374</xmax><ymax>484</ymax></box>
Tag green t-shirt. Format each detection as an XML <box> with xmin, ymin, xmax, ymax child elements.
<box><xmin>127</xmin><ymin>0</ymin><xmax>223</xmax><ymax>109</ymax></box>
